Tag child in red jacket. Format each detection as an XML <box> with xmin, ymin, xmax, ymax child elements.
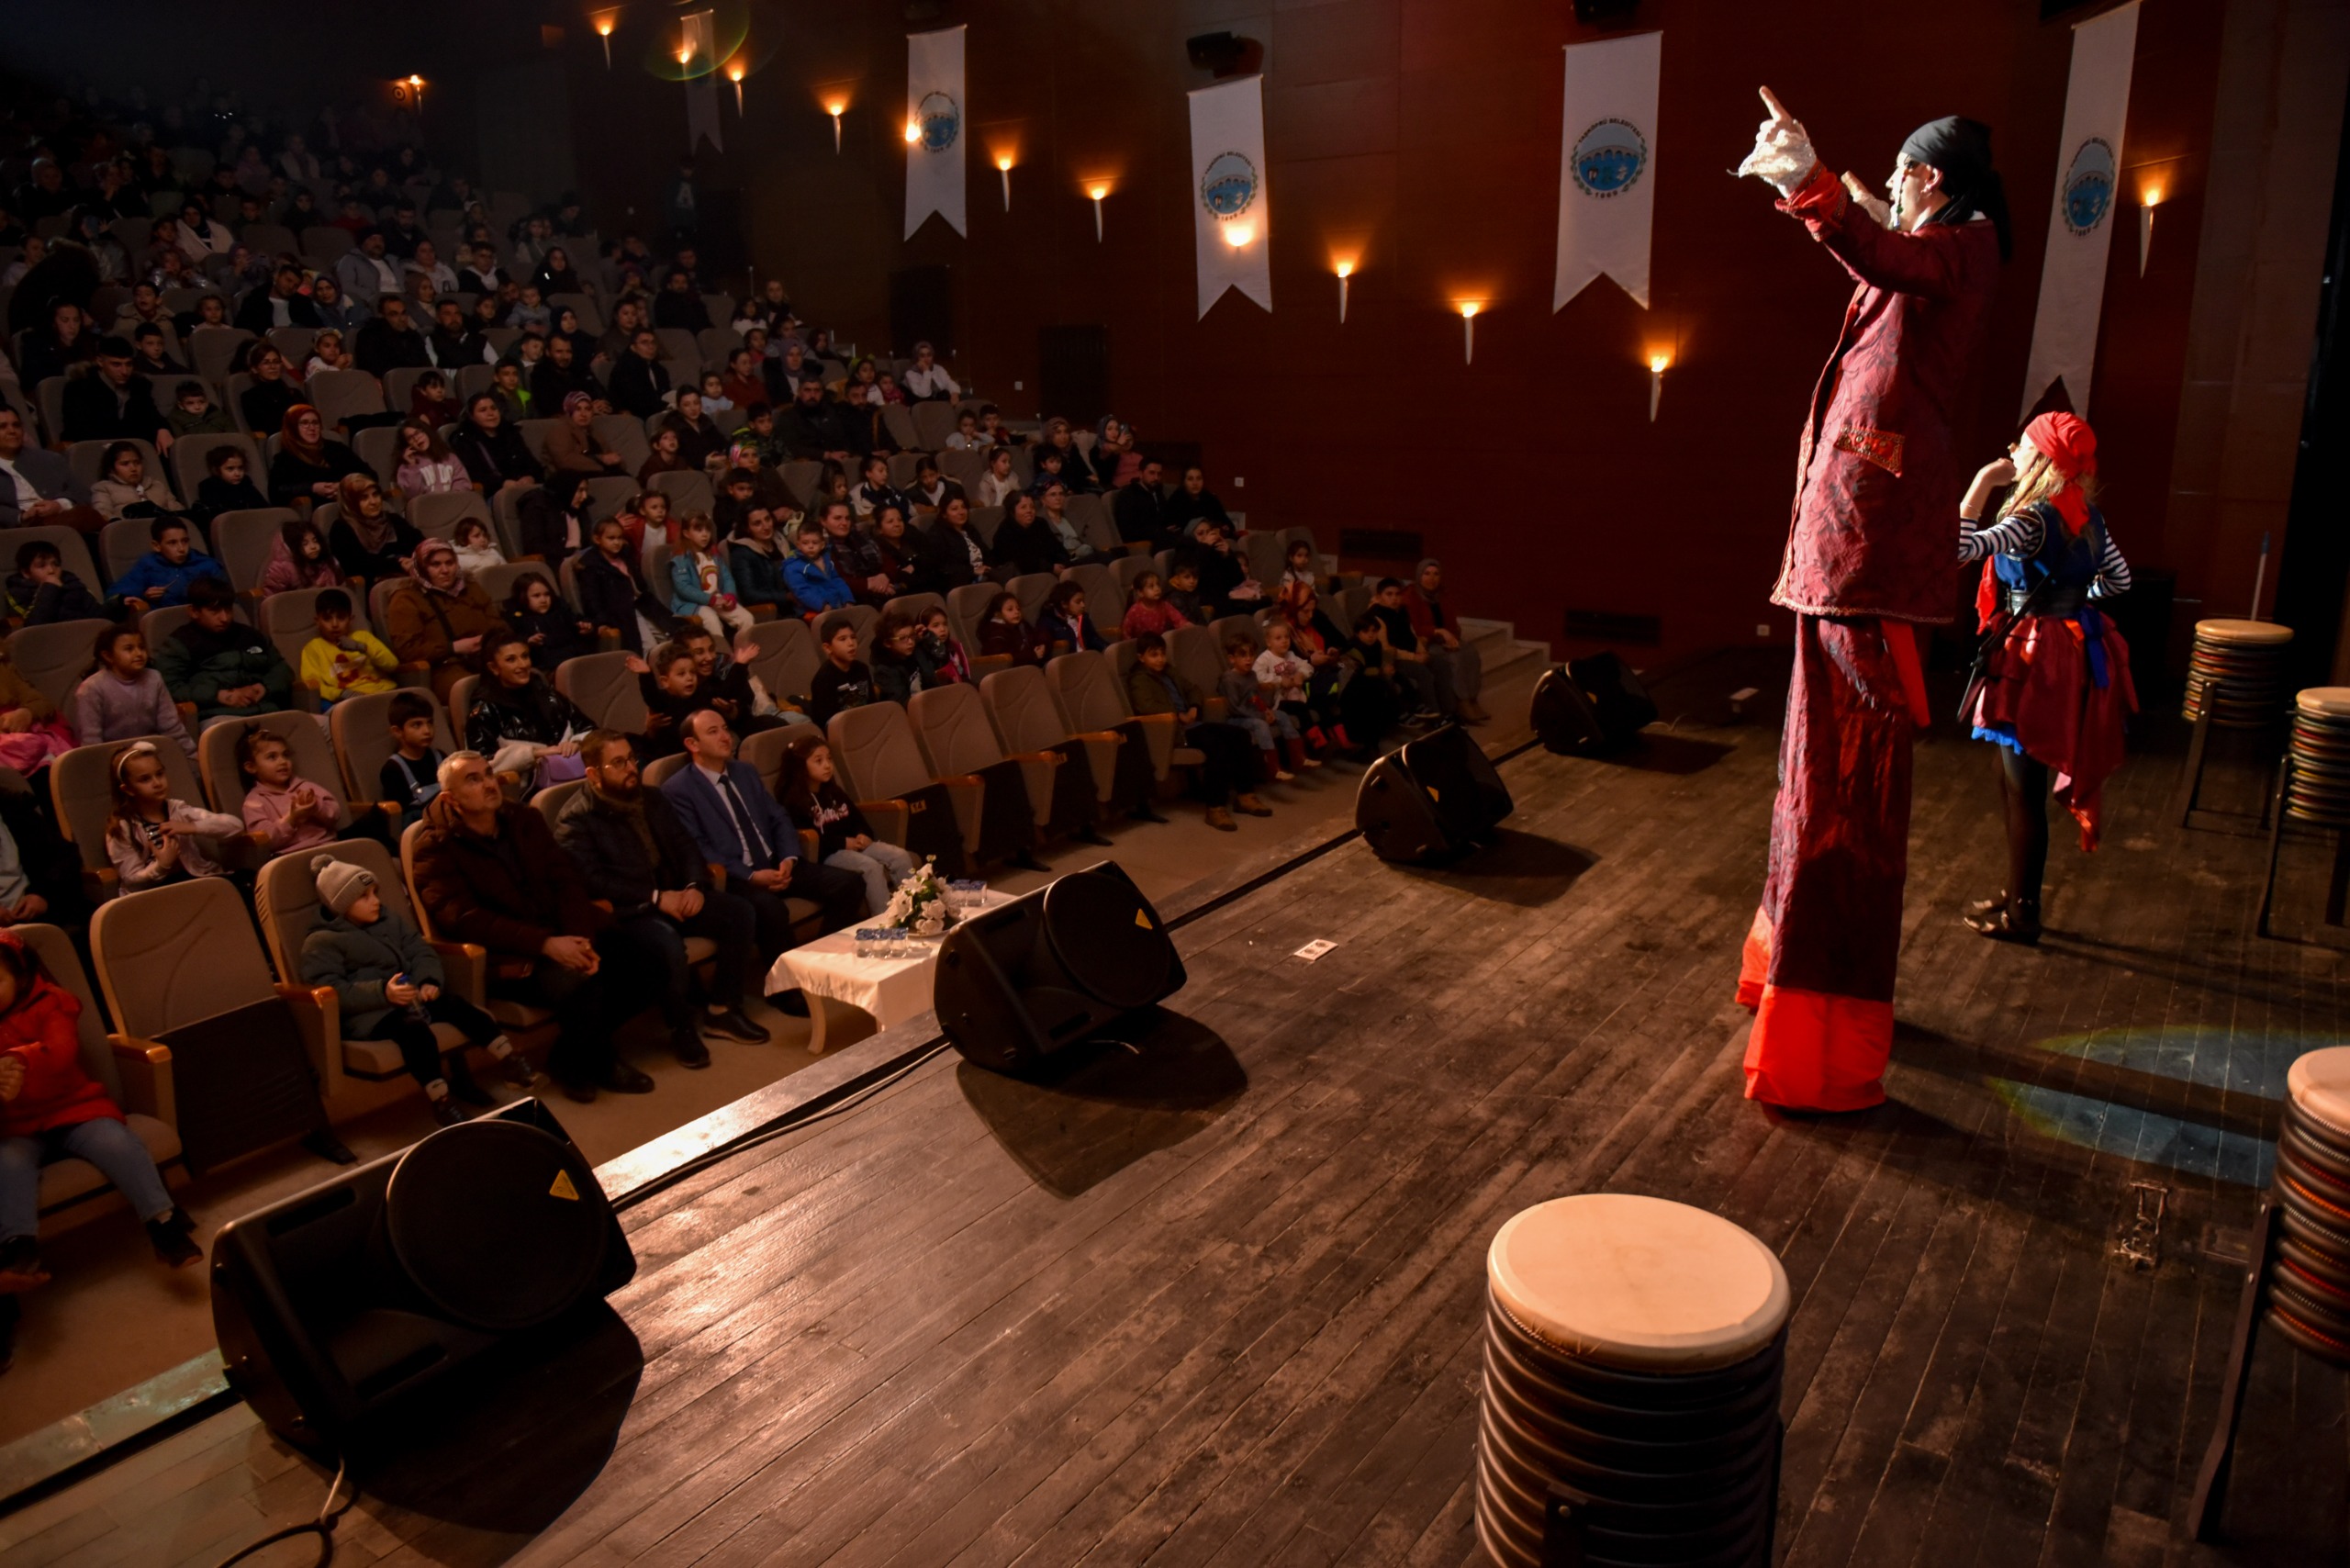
<box><xmin>0</xmin><ymin>929</ymin><xmax>199</xmax><ymax>1316</ymax></box>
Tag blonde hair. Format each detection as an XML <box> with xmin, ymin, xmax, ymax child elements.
<box><xmin>2006</xmin><ymin>448</ymin><xmax>2100</xmax><ymax>527</ymax></box>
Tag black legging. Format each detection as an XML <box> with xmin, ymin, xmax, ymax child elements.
<box><xmin>1998</xmin><ymin>746</ymin><xmax>2053</xmax><ymax>908</ymax></box>
<box><xmin>1180</xmin><ymin>720</ymin><xmax>1257</xmax><ymax>805</ymax></box>
<box><xmin>349</xmin><ymin>992</ymin><xmax>502</xmax><ymax>1088</ymax></box>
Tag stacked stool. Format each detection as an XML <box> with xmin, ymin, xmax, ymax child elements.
<box><xmin>2257</xmin><ymin>688</ymin><xmax>2350</xmax><ymax>935</ymax></box>
<box><xmin>2177</xmin><ymin>618</ymin><xmax>2294</xmax><ymax>827</ymax></box>
<box><xmin>1476</xmin><ymin>1194</ymin><xmax>1790</xmax><ymax>1568</ymax></box>
<box><xmin>2191</xmin><ymin>1047</ymin><xmax>2350</xmax><ymax>1539</ymax></box>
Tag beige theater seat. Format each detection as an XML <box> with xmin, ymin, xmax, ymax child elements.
<box><xmin>331</xmin><ymin>689</ymin><xmax>457</xmax><ymax>811</ymax></box>
<box><xmin>50</xmin><ymin>735</ymin><xmax>235</xmax><ymax>902</ymax></box>
<box><xmin>909</xmin><ymin>682</ymin><xmax>1053</xmax><ymax>864</ymax></box>
<box><xmin>1046</xmin><ymin>649</ymin><xmax>1179</xmax><ymax>813</ymax></box>
<box><xmin>22</xmin><ymin>922</ymin><xmax>183</xmax><ymax>1226</ymax></box>
<box><xmin>824</xmin><ymin>702</ymin><xmax>963</xmax><ymax>873</ymax></box>
<box><xmin>983</xmin><ymin>663</ymin><xmax>1119</xmax><ymax>817</ymax></box>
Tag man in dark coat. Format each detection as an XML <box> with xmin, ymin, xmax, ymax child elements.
<box><xmin>607</xmin><ymin>330</ymin><xmax>672</xmax><ymax>420</ymax></box>
<box><xmin>353</xmin><ymin>297</ymin><xmax>431</xmax><ymax>380</ymax></box>
<box><xmin>61</xmin><ymin>338</ymin><xmax>170</xmax><ymax>449</ymax></box>
<box><xmin>778</xmin><ymin>375</ymin><xmax>865</xmax><ymax>464</ymax></box>
<box><xmin>1733</xmin><ymin>91</ymin><xmax>2009</xmax><ymax>1114</ymax></box>
<box><xmin>232</xmin><ymin>263</ymin><xmax>324</xmax><ymax>333</ymax></box>
<box><xmin>408</xmin><ymin>751</ymin><xmax>660</xmax><ymax>1101</ymax></box>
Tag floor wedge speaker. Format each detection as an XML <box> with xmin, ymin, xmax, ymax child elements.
<box><xmin>933</xmin><ymin>860</ymin><xmax>1186</xmax><ymax>1072</ymax></box>
<box><xmin>209</xmin><ymin>1098</ymin><xmax>634</xmax><ymax>1451</ymax></box>
<box><xmin>1532</xmin><ymin>652</ymin><xmax>1658</xmax><ymax>756</ymax></box>
<box><xmin>1354</xmin><ymin>722</ymin><xmax>1514</xmax><ymax>864</ymax></box>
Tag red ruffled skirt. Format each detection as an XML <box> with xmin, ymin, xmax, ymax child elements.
<box><xmin>1967</xmin><ymin>610</ymin><xmax>2136</xmax><ymax>849</ymax></box>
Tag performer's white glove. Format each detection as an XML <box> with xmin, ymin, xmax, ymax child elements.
<box><xmin>1737</xmin><ymin>86</ymin><xmax>1819</xmax><ymax>197</ymax></box>
<box><xmin>1841</xmin><ymin>173</ymin><xmax>1894</xmax><ymax>227</ymax></box>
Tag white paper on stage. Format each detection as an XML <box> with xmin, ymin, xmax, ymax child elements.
<box><xmin>905</xmin><ymin>25</ymin><xmax>968</xmax><ymax>239</ymax></box>
<box><xmin>683</xmin><ymin>9</ymin><xmax>722</xmax><ymax>154</ymax></box>
<box><xmin>1553</xmin><ymin>31</ymin><xmax>1662</xmax><ymax>311</ymax></box>
<box><xmin>2019</xmin><ymin>1</ymin><xmax>2140</xmax><ymax>418</ymax></box>
<box><xmin>1190</xmin><ymin>76</ymin><xmax>1271</xmax><ymax>317</ymax></box>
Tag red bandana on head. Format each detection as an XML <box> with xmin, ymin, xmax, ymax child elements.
<box><xmin>1976</xmin><ymin>412</ymin><xmax>2099</xmax><ymax>629</ymax></box>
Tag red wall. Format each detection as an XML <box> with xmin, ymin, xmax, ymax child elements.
<box><xmin>565</xmin><ymin>0</ymin><xmax>2226</xmax><ymax>665</ymax></box>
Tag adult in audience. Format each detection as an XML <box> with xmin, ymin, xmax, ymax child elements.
<box><xmin>520</xmin><ymin>472</ymin><xmax>599</xmax><ymax>559</ymax></box>
<box><xmin>1092</xmin><ymin>416</ymin><xmax>1141</xmax><ymax>487</ymax></box>
<box><xmin>1037</xmin><ymin>419</ymin><xmax>1098</xmax><ymax>493</ymax></box>
<box><xmin>426</xmin><ymin>298</ymin><xmax>490</xmax><ymax>370</ymax></box>
<box><xmin>556</xmin><ymin>729</ymin><xmax>767</xmax><ymax>1068</ymax></box>
<box><xmin>405</xmin><ymin>239</ymin><xmax>459</xmax><ymax>297</ymax></box>
<box><xmin>409</xmin><ymin>752</ymin><xmax>656</xmax><ymax>1101</ymax></box>
<box><xmin>666</xmin><ymin>388</ymin><xmax>726</xmax><ymax>472</ymax></box>
<box><xmin>532</xmin><ymin>334</ymin><xmax>602</xmax><ymax>411</ymax></box>
<box><xmin>1113</xmin><ymin>457</ymin><xmax>1174</xmax><ymax>547</ymax></box>
<box><xmin>308</xmin><ymin>272</ymin><xmax>369</xmax><ymax>335</ymax></box>
<box><xmin>988</xmin><ymin>493</ymin><xmax>1071</xmax><ymax>580</ymax></box>
<box><xmin>335</xmin><ymin>228</ymin><xmax>402</xmax><ymax>308</ymax></box>
<box><xmin>0</xmin><ymin>408</ymin><xmax>97</xmax><ymax>532</ymax></box>
<box><xmin>353</xmin><ymin>295</ymin><xmax>431</xmax><ymax>379</ymax></box>
<box><xmin>448</xmin><ymin>393</ymin><xmax>543</xmax><ymax>499</ymax></box>
<box><xmin>268</xmin><ymin>404</ymin><xmax>371</xmax><ymax>509</ymax></box>
<box><xmin>385</xmin><ymin>538</ymin><xmax>501</xmax><ymax>705</ymax></box>
<box><xmin>532</xmin><ymin>247</ymin><xmax>584</xmax><ymax>298</ymax></box>
<box><xmin>238</xmin><ymin>342</ymin><xmax>299</xmax><ymax>433</ymax></box>
<box><xmin>62</xmin><ymin>336</ymin><xmax>170</xmax><ymax>450</ymax></box>
<box><xmin>541</xmin><ymin>392</ymin><xmax>627</xmax><ymax>480</ymax></box>
<box><xmin>1402</xmin><ymin>559</ymin><xmax>1488</xmax><ymax>722</ymax></box>
<box><xmin>465</xmin><ymin>628</ymin><xmax>590</xmax><ymax>789</ymax></box>
<box><xmin>779</xmin><ymin>375</ymin><xmax>863</xmax><ymax>464</ymax></box>
<box><xmin>1165</xmin><ymin>464</ymin><xmax>1232</xmax><ymax>542</ymax></box>
<box><xmin>909</xmin><ymin>492</ymin><xmax>987</xmax><ymax>594</ymax></box>
<box><xmin>652</xmin><ymin>268</ymin><xmax>711</xmax><ymax>330</ymax></box>
<box><xmin>325</xmin><ymin>473</ymin><xmax>424</xmax><ymax>583</ymax></box>
<box><xmin>663</xmin><ymin>710</ymin><xmax>864</xmax><ymax>980</ymax></box>
<box><xmin>233</xmin><ymin>263</ymin><xmax>322</xmax><ymax>333</ymax></box>
<box><xmin>15</xmin><ymin>299</ymin><xmax>95</xmax><ymax>386</ymax></box>
<box><xmin>457</xmin><ymin>241</ymin><xmax>506</xmax><ymax>297</ymax></box>
<box><xmin>607</xmin><ymin>329</ymin><xmax>672</xmax><ymax>420</ymax></box>
<box><xmin>900</xmin><ymin>341</ymin><xmax>960</xmax><ymax>402</ymax></box>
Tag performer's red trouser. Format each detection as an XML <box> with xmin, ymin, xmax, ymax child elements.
<box><xmin>1738</xmin><ymin>614</ymin><xmax>1929</xmax><ymax>1111</ymax></box>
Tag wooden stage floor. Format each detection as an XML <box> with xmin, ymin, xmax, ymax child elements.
<box><xmin>9</xmin><ymin>669</ymin><xmax>2349</xmax><ymax>1567</ymax></box>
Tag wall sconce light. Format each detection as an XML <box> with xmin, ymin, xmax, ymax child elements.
<box><xmin>675</xmin><ymin>41</ymin><xmax>691</xmax><ymax>69</ymax></box>
<box><xmin>995</xmin><ymin>155</ymin><xmax>1014</xmax><ymax>211</ymax></box>
<box><xmin>593</xmin><ymin>14</ymin><xmax>615</xmax><ymax>69</ymax></box>
<box><xmin>1221</xmin><ymin>219</ymin><xmax>1256</xmax><ymax>250</ymax></box>
<box><xmin>727</xmin><ymin>62</ymin><xmax>744</xmax><ymax>116</ymax></box>
<box><xmin>1334</xmin><ymin>260</ymin><xmax>1354</xmax><ymax>324</ymax></box>
<box><xmin>1086</xmin><ymin>182</ymin><xmax>1111</xmax><ymax>242</ymax></box>
<box><xmin>825</xmin><ymin>98</ymin><xmax>847</xmax><ymax>154</ymax></box>
<box><xmin>401</xmin><ymin>75</ymin><xmax>426</xmax><ymax>117</ymax></box>
<box><xmin>903</xmin><ymin>117</ymin><xmax>922</xmax><ymax>146</ymax></box>
<box><xmin>1648</xmin><ymin>353</ymin><xmax>1671</xmax><ymax>421</ymax></box>
<box><xmin>2140</xmin><ymin>185</ymin><xmax>2165</xmax><ymax>277</ymax></box>
<box><xmin>1457</xmin><ymin>300</ymin><xmax>1483</xmax><ymax>364</ymax></box>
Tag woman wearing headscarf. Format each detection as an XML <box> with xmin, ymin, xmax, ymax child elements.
<box><xmin>447</xmin><ymin>393</ymin><xmax>544</xmax><ymax>500</ymax></box>
<box><xmin>268</xmin><ymin>405</ymin><xmax>373</xmax><ymax>510</ymax></box>
<box><xmin>383</xmin><ymin>538</ymin><xmax>502</xmax><ymax>705</ymax></box>
<box><xmin>531</xmin><ymin>247</ymin><xmax>583</xmax><ymax>298</ymax></box>
<box><xmin>1954</xmin><ymin>413</ymin><xmax>2133</xmax><ymax>945</ymax></box>
<box><xmin>325</xmin><ymin>473</ymin><xmax>424</xmax><ymax>584</ymax></box>
<box><xmin>1731</xmin><ymin>92</ymin><xmax>2010</xmax><ymax>1114</ymax></box>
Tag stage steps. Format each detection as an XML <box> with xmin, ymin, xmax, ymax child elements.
<box><xmin>1459</xmin><ymin>617</ymin><xmax>1550</xmax><ymax>685</ymax></box>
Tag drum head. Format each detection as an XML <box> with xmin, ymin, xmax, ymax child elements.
<box><xmin>385</xmin><ymin>1120</ymin><xmax>610</xmax><ymax>1333</ymax></box>
<box><xmin>2291</xmin><ymin>1048</ymin><xmax>2350</xmax><ymax>1142</ymax></box>
<box><xmin>1042</xmin><ymin>867</ymin><xmax>1174</xmax><ymax>1012</ymax></box>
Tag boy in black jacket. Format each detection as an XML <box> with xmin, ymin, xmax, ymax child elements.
<box><xmin>805</xmin><ymin>614</ymin><xmax>875</xmax><ymax>730</ymax></box>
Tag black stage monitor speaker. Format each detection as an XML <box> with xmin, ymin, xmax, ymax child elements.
<box><xmin>933</xmin><ymin>860</ymin><xmax>1186</xmax><ymax>1072</ymax></box>
<box><xmin>1354</xmin><ymin>722</ymin><xmax>1514</xmax><ymax>864</ymax></box>
<box><xmin>210</xmin><ymin>1099</ymin><xmax>634</xmax><ymax>1450</ymax></box>
<box><xmin>1532</xmin><ymin>653</ymin><xmax>1659</xmax><ymax>756</ymax></box>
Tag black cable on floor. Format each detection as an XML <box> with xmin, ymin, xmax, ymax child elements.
<box><xmin>211</xmin><ymin>1453</ymin><xmax>354</xmax><ymax>1568</ymax></box>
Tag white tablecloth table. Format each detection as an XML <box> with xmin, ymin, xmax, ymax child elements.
<box><xmin>766</xmin><ymin>891</ymin><xmax>1013</xmax><ymax>1054</ymax></box>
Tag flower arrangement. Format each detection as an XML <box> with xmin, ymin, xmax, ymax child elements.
<box><xmin>880</xmin><ymin>857</ymin><xmax>957</xmax><ymax>937</ymax></box>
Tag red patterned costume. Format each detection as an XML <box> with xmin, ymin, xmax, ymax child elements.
<box><xmin>1738</xmin><ymin>157</ymin><xmax>2005</xmax><ymax>1112</ymax></box>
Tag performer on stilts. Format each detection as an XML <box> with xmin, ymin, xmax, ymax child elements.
<box><xmin>1733</xmin><ymin>91</ymin><xmax>2011</xmax><ymax>1112</ymax></box>
<box><xmin>1956</xmin><ymin>413</ymin><xmax>2135</xmax><ymax>943</ymax></box>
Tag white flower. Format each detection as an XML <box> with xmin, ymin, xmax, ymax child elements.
<box><xmin>914</xmin><ymin>907</ymin><xmax>946</xmax><ymax>936</ymax></box>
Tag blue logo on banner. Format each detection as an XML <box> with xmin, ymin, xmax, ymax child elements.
<box><xmin>1200</xmin><ymin>151</ymin><xmax>1259</xmax><ymax>218</ymax></box>
<box><xmin>917</xmin><ymin>91</ymin><xmax>958</xmax><ymax>153</ymax></box>
<box><xmin>2063</xmin><ymin>137</ymin><xmax>2116</xmax><ymax>234</ymax></box>
<box><xmin>1571</xmin><ymin>118</ymin><xmax>1648</xmax><ymax>198</ymax></box>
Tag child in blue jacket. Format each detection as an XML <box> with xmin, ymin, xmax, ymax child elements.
<box><xmin>782</xmin><ymin>516</ymin><xmax>856</xmax><ymax>618</ymax></box>
<box><xmin>665</xmin><ymin>512</ymin><xmax>755</xmax><ymax>638</ymax></box>
<box><xmin>108</xmin><ymin>517</ymin><xmax>225</xmax><ymax>611</ymax></box>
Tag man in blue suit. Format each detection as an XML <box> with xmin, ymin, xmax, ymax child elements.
<box><xmin>661</xmin><ymin>710</ymin><xmax>866</xmax><ymax>1002</ymax></box>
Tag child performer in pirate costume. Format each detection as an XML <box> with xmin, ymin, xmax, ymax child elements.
<box><xmin>1955</xmin><ymin>411</ymin><xmax>2134</xmax><ymax>944</ymax></box>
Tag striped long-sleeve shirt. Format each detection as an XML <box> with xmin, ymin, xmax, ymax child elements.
<box><xmin>1957</xmin><ymin>510</ymin><xmax>2132</xmax><ymax>599</ymax></box>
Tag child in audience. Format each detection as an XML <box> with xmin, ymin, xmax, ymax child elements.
<box><xmin>1040</xmin><ymin>580</ymin><xmax>1105</xmax><ymax>654</ymax></box>
<box><xmin>0</xmin><ymin>649</ymin><xmax>71</xmax><ymax>777</ymax></box>
<box><xmin>712</xmin><ymin>468</ymin><xmax>759</xmax><ymax>542</ymax></box>
<box><xmin>299</xmin><ymin>588</ymin><xmax>397</xmax><ymax>706</ymax></box>
<box><xmin>917</xmin><ymin>608</ymin><xmax>970</xmax><ymax>686</ymax></box>
<box><xmin>510</xmin><ymin>284</ymin><xmax>551</xmax><ymax>334</ymax></box>
<box><xmin>577</xmin><ymin>517</ymin><xmax>677</xmax><ymax>655</ymax></box>
<box><xmin>105</xmin><ymin>740</ymin><xmax>244</xmax><ymax>885</ymax></box>
<box><xmin>239</xmin><ymin>728</ymin><xmax>340</xmax><ymax>857</ymax></box>
<box><xmin>1343</xmin><ymin>611</ymin><xmax>1407</xmax><ymax>738</ymax></box>
<box><xmin>977</xmin><ymin>447</ymin><xmax>1021</xmax><ymax>509</ymax></box>
<box><xmin>698</xmin><ymin>371</ymin><xmax>734</xmax><ymax>420</ymax></box>
<box><xmin>616</xmin><ymin>488</ymin><xmax>672</xmax><ymax>565</ymax></box>
<box><xmin>665</xmin><ymin>622</ymin><xmax>789</xmax><ymax>734</ymax></box>
<box><xmin>379</xmin><ymin>691</ymin><xmax>446</xmax><ymax>829</ymax></box>
<box><xmin>1124</xmin><ymin>633</ymin><xmax>1266</xmax><ymax>833</ymax></box>
<box><xmin>784</xmin><ymin>518</ymin><xmax>856</xmax><ymax>617</ymax></box>
<box><xmin>869</xmin><ymin>612</ymin><xmax>925</xmax><ymax>706</ymax></box>
<box><xmin>107</xmin><ymin>519</ymin><xmax>221</xmax><ymax>611</ymax></box>
<box><xmin>1256</xmin><ymin>619</ymin><xmax>1332</xmax><ymax>757</ymax></box>
<box><xmin>301</xmin><ymin>854</ymin><xmax>532</xmax><ymax>1126</ymax></box>
<box><xmin>1163</xmin><ymin>562</ymin><xmax>1205</xmax><ymax>627</ymax></box>
<box><xmin>159</xmin><ymin>577</ymin><xmax>293</xmax><ymax>724</ymax></box>
<box><xmin>450</xmin><ymin>517</ymin><xmax>506</xmax><ymax>577</ymax></box>
<box><xmin>258</xmin><ymin>516</ymin><xmax>340</xmax><ymax>596</ymax></box>
<box><xmin>506</xmin><ymin>574</ymin><xmax>596</xmax><ymax>673</ymax></box>
<box><xmin>89</xmin><ymin>442</ymin><xmax>187</xmax><ymax>529</ymax></box>
<box><xmin>74</xmin><ymin>625</ymin><xmax>196</xmax><ymax>757</ymax></box>
<box><xmin>1121</xmin><ymin>570</ymin><xmax>1189</xmax><ymax>640</ymax></box>
<box><xmin>666</xmin><ymin>513</ymin><xmax>755</xmax><ymax>639</ymax></box>
<box><xmin>634</xmin><ymin>641</ymin><xmax>703</xmax><ymax>758</ymax></box>
<box><xmin>777</xmin><ymin>730</ymin><xmax>917</xmax><ymax>918</ymax></box>
<box><xmin>408</xmin><ymin>371</ymin><xmax>459</xmax><ymax>428</ymax></box>
<box><xmin>946</xmin><ymin>409</ymin><xmax>986</xmax><ymax>451</ymax></box>
<box><xmin>875</xmin><ymin>370</ymin><xmax>907</xmax><ymax>406</ymax></box>
<box><xmin>164</xmin><ymin>380</ymin><xmax>234</xmax><ymax>440</ymax></box>
<box><xmin>394</xmin><ymin>416</ymin><xmax>468</xmax><ymax>498</ymax></box>
<box><xmin>1280</xmin><ymin>539</ymin><xmax>1322</xmax><ymax>596</ymax></box>
<box><xmin>1217</xmin><ymin>635</ymin><xmax>1300</xmax><ymax>782</ymax></box>
<box><xmin>977</xmin><ymin>592</ymin><xmax>1046</xmax><ymax>666</ymax></box>
<box><xmin>190</xmin><ymin>447</ymin><xmax>269</xmax><ymax>528</ymax></box>
<box><xmin>805</xmin><ymin>614</ymin><xmax>876</xmax><ymax>729</ymax></box>
<box><xmin>306</xmin><ymin>329</ymin><xmax>352</xmax><ymax>378</ymax></box>
<box><xmin>6</xmin><ymin>542</ymin><xmax>104</xmax><ymax>626</ymax></box>
<box><xmin>725</xmin><ymin>506</ymin><xmax>792</xmax><ymax>616</ymax></box>
<box><xmin>0</xmin><ymin>924</ymin><xmax>202</xmax><ymax>1308</ymax></box>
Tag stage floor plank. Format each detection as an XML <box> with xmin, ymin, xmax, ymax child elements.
<box><xmin>17</xmin><ymin>697</ymin><xmax>2350</xmax><ymax>1568</ymax></box>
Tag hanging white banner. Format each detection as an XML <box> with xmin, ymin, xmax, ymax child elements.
<box><xmin>2019</xmin><ymin>1</ymin><xmax>2140</xmax><ymax>418</ymax></box>
<box><xmin>683</xmin><ymin>9</ymin><xmax>722</xmax><ymax>155</ymax></box>
<box><xmin>1190</xmin><ymin>76</ymin><xmax>1271</xmax><ymax>318</ymax></box>
<box><xmin>1553</xmin><ymin>31</ymin><xmax>1662</xmax><ymax>311</ymax></box>
<box><xmin>904</xmin><ymin>25</ymin><xmax>967</xmax><ymax>239</ymax></box>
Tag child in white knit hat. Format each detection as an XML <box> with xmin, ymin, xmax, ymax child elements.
<box><xmin>297</xmin><ymin>853</ymin><xmax>536</xmax><ymax>1126</ymax></box>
